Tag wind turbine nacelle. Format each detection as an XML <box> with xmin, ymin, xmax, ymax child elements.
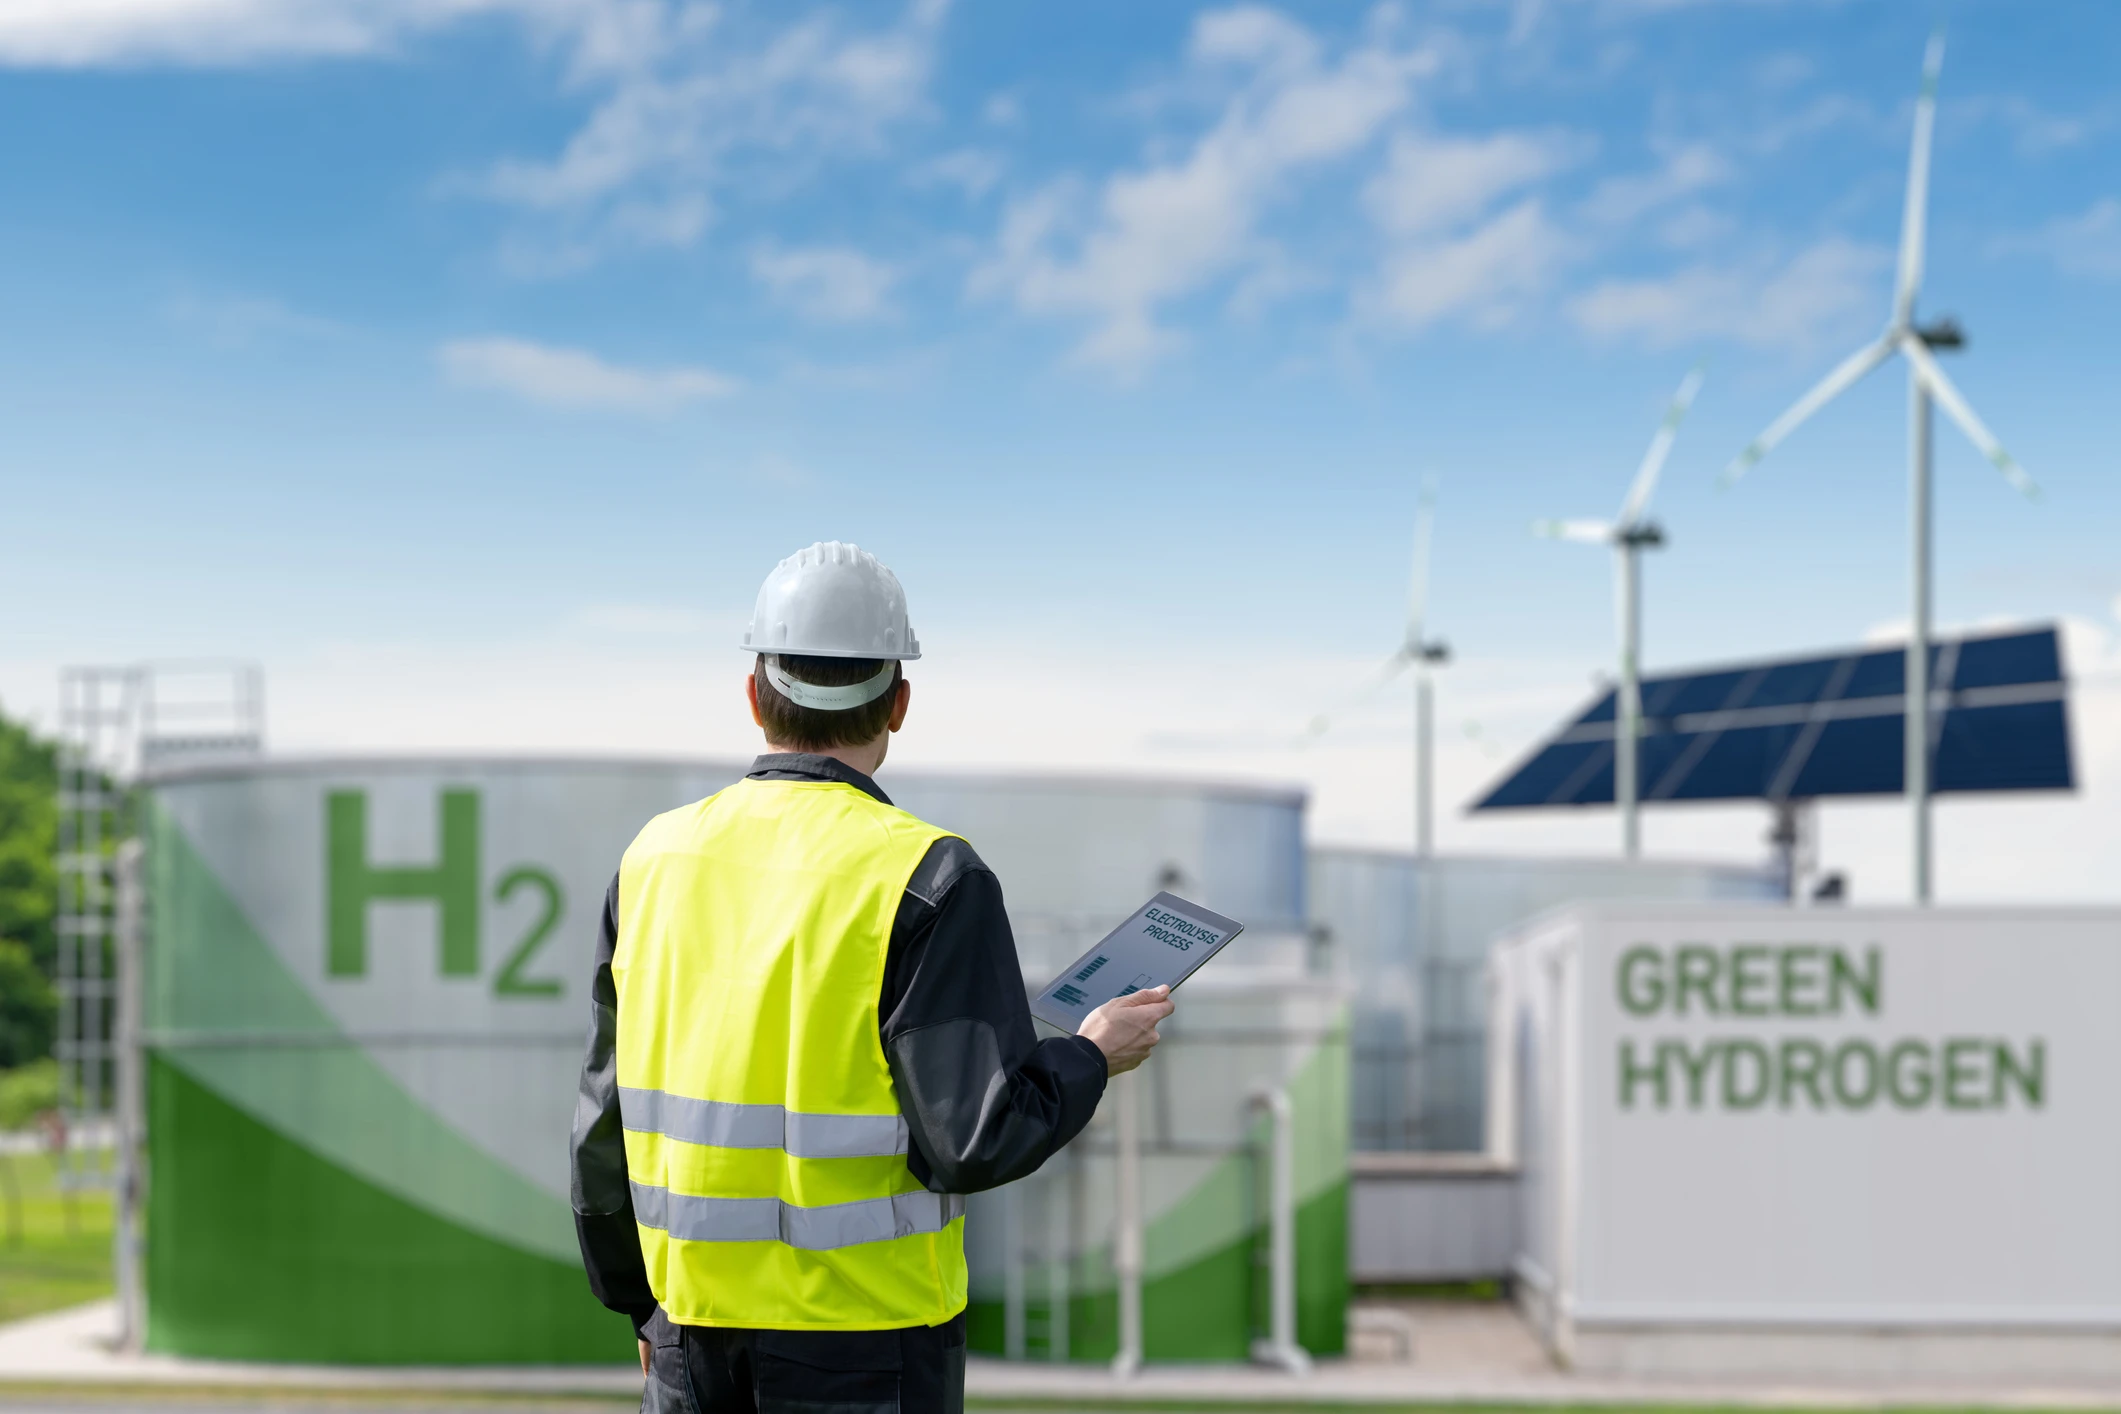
<box><xmin>1619</xmin><ymin>521</ymin><xmax>1666</xmax><ymax>550</ymax></box>
<box><xmin>1419</xmin><ymin>640</ymin><xmax>1452</xmax><ymax>666</ymax></box>
<box><xmin>1917</xmin><ymin>316</ymin><xmax>1965</xmax><ymax>351</ymax></box>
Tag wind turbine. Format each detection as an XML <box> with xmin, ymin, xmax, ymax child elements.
<box><xmin>1307</xmin><ymin>481</ymin><xmax>1451</xmax><ymax>855</ymax></box>
<box><xmin>1720</xmin><ymin>30</ymin><xmax>2036</xmax><ymax>904</ymax></box>
<box><xmin>1535</xmin><ymin>364</ymin><xmax>1705</xmax><ymax>860</ymax></box>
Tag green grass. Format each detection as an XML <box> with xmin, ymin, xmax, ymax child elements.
<box><xmin>0</xmin><ymin>1146</ymin><xmax>115</xmax><ymax>1323</ymax></box>
<box><xmin>965</xmin><ymin>1406</ymin><xmax>2095</xmax><ymax>1414</ymax></box>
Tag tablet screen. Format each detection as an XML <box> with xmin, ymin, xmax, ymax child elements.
<box><xmin>1029</xmin><ymin>891</ymin><xmax>1245</xmax><ymax>1034</ymax></box>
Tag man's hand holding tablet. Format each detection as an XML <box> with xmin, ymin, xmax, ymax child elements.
<box><xmin>1031</xmin><ymin>892</ymin><xmax>1244</xmax><ymax>1075</ymax></box>
<box><xmin>1080</xmin><ymin>985</ymin><xmax>1173</xmax><ymax>1076</ymax></box>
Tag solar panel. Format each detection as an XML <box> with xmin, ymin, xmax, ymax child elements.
<box><xmin>1472</xmin><ymin>625</ymin><xmax>2074</xmax><ymax>811</ymax></box>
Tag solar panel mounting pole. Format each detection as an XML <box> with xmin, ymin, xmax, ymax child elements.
<box><xmin>1616</xmin><ymin>537</ymin><xmax>1642</xmax><ymax>859</ymax></box>
<box><xmin>1415</xmin><ymin>670</ymin><xmax>1434</xmax><ymax>858</ymax></box>
<box><xmin>1908</xmin><ymin>370</ymin><xmax>1933</xmax><ymax>904</ymax></box>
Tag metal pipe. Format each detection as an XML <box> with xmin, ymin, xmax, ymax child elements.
<box><xmin>113</xmin><ymin>838</ymin><xmax>146</xmax><ymax>1354</ymax></box>
<box><xmin>1111</xmin><ymin>1073</ymin><xmax>1143</xmax><ymax>1378</ymax></box>
<box><xmin>1247</xmin><ymin>1085</ymin><xmax>1311</xmax><ymax>1375</ymax></box>
<box><xmin>1908</xmin><ymin>371</ymin><xmax>1934</xmax><ymax>904</ymax></box>
<box><xmin>1047</xmin><ymin>1159</ymin><xmax>1070</xmax><ymax>1362</ymax></box>
<box><xmin>1001</xmin><ymin>1181</ymin><xmax>1024</xmax><ymax>1360</ymax></box>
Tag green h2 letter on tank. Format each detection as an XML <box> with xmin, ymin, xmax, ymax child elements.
<box><xmin>327</xmin><ymin>789</ymin><xmax>481</xmax><ymax>977</ymax></box>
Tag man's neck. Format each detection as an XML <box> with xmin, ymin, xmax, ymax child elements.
<box><xmin>763</xmin><ymin>740</ymin><xmax>887</xmax><ymax>779</ymax></box>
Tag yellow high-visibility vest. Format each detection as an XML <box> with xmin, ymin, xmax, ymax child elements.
<box><xmin>614</xmin><ymin>776</ymin><xmax>964</xmax><ymax>1330</ymax></box>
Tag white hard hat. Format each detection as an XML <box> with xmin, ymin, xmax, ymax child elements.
<box><xmin>740</xmin><ymin>541</ymin><xmax>921</xmax><ymax>661</ymax></box>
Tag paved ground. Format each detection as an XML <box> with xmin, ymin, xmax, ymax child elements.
<box><xmin>10</xmin><ymin>1299</ymin><xmax>2121</xmax><ymax>1410</ymax></box>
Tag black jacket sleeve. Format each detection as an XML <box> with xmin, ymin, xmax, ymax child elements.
<box><xmin>568</xmin><ymin>873</ymin><xmax>657</xmax><ymax>1334</ymax></box>
<box><xmin>881</xmin><ymin>838</ymin><xmax>1108</xmax><ymax>1194</ymax></box>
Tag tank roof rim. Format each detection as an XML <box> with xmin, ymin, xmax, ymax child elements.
<box><xmin>139</xmin><ymin>751</ymin><xmax>1309</xmax><ymax>806</ymax></box>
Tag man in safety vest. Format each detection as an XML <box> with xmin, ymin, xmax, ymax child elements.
<box><xmin>571</xmin><ymin>541</ymin><xmax>1174</xmax><ymax>1411</ymax></box>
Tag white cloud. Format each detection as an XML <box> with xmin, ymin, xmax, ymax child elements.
<box><xmin>1580</xmin><ymin>141</ymin><xmax>1726</xmax><ymax>227</ymax></box>
<box><xmin>478</xmin><ymin>1</ymin><xmax>947</xmax><ymax>260</ymax></box>
<box><xmin>981</xmin><ymin>91</ymin><xmax>1020</xmax><ymax>127</ymax></box>
<box><xmin>1994</xmin><ymin>198</ymin><xmax>2121</xmax><ymax>282</ymax></box>
<box><xmin>1353</xmin><ymin>126</ymin><xmax>1581</xmax><ymax>334</ymax></box>
<box><xmin>1956</xmin><ymin>94</ymin><xmax>2100</xmax><ymax>158</ymax></box>
<box><xmin>1567</xmin><ymin>236</ymin><xmax>1888</xmax><ymax>353</ymax></box>
<box><xmin>1654</xmin><ymin>203</ymin><xmax>1735</xmax><ymax>251</ymax></box>
<box><xmin>1363</xmin><ymin>128</ymin><xmax>1578</xmax><ymax>237</ymax></box>
<box><xmin>914</xmin><ymin>147</ymin><xmax>1004</xmax><ymax>198</ymax></box>
<box><xmin>0</xmin><ymin>1</ymin><xmax>949</xmax><ymax>265</ymax></box>
<box><xmin>0</xmin><ymin>0</ymin><xmax>494</xmax><ymax>66</ymax></box>
<box><xmin>437</xmin><ymin>336</ymin><xmax>737</xmax><ymax>410</ymax></box>
<box><xmin>164</xmin><ymin>289</ymin><xmax>341</xmax><ymax>346</ymax></box>
<box><xmin>1368</xmin><ymin>198</ymin><xmax>1571</xmax><ymax>330</ymax></box>
<box><xmin>972</xmin><ymin>5</ymin><xmax>1435</xmax><ymax>374</ymax></box>
<box><xmin>750</xmin><ymin>242</ymin><xmax>899</xmax><ymax>322</ymax></box>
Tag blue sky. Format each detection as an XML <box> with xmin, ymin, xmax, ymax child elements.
<box><xmin>1</xmin><ymin>0</ymin><xmax>2116</xmax><ymax>898</ymax></box>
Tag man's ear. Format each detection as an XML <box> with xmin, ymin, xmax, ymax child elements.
<box><xmin>886</xmin><ymin>677</ymin><xmax>911</xmax><ymax>733</ymax></box>
<box><xmin>746</xmin><ymin>671</ymin><xmax>766</xmax><ymax>729</ymax></box>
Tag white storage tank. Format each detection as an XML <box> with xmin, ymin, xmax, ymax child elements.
<box><xmin>963</xmin><ymin>971</ymin><xmax>1350</xmax><ymax>1363</ymax></box>
<box><xmin>140</xmin><ymin>755</ymin><xmax>1311</xmax><ymax>1364</ymax></box>
<box><xmin>1309</xmin><ymin>849</ymin><xmax>1782</xmax><ymax>1152</ymax></box>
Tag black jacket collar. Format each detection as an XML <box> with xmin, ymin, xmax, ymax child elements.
<box><xmin>746</xmin><ymin>753</ymin><xmax>892</xmax><ymax>807</ymax></box>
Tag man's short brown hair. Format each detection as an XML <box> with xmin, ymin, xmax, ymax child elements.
<box><xmin>754</xmin><ymin>654</ymin><xmax>904</xmax><ymax>751</ymax></box>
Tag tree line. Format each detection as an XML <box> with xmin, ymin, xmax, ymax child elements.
<box><xmin>0</xmin><ymin>707</ymin><xmax>56</xmax><ymax>1081</ymax></box>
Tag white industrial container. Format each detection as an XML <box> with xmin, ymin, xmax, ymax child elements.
<box><xmin>1490</xmin><ymin>901</ymin><xmax>2121</xmax><ymax>1377</ymax></box>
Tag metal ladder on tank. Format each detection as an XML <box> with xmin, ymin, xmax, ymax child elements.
<box><xmin>54</xmin><ymin>668</ymin><xmax>143</xmax><ymax>1198</ymax></box>
<box><xmin>53</xmin><ymin>661</ymin><xmax>264</xmax><ymax>1352</ymax></box>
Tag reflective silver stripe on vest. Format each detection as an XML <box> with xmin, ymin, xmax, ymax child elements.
<box><xmin>619</xmin><ymin>1087</ymin><xmax>909</xmax><ymax>1160</ymax></box>
<box><xmin>631</xmin><ymin>1180</ymin><xmax>965</xmax><ymax>1252</ymax></box>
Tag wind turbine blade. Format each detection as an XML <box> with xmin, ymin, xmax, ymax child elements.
<box><xmin>1303</xmin><ymin>651</ymin><xmax>1414</xmax><ymax>741</ymax></box>
<box><xmin>1405</xmin><ymin>479</ymin><xmax>1437</xmax><ymax>644</ymax></box>
<box><xmin>1894</xmin><ymin>29</ymin><xmax>1946</xmax><ymax>329</ymax></box>
<box><xmin>1720</xmin><ymin>337</ymin><xmax>1896</xmax><ymax>487</ymax></box>
<box><xmin>1900</xmin><ymin>333</ymin><xmax>2039</xmax><ymax>499</ymax></box>
<box><xmin>1533</xmin><ymin>518</ymin><xmax>1615</xmax><ymax>544</ymax></box>
<box><xmin>1617</xmin><ymin>361</ymin><xmax>1706</xmax><ymax>526</ymax></box>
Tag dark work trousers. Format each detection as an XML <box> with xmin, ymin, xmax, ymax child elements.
<box><xmin>640</xmin><ymin>1307</ymin><xmax>966</xmax><ymax>1414</ymax></box>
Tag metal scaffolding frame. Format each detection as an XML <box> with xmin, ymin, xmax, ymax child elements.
<box><xmin>54</xmin><ymin>668</ymin><xmax>142</xmax><ymax>1192</ymax></box>
<box><xmin>52</xmin><ymin>663</ymin><xmax>263</xmax><ymax>1192</ymax></box>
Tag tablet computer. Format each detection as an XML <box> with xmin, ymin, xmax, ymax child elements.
<box><xmin>1029</xmin><ymin>891</ymin><xmax>1245</xmax><ymax>1034</ymax></box>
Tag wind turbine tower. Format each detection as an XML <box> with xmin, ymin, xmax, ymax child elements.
<box><xmin>1721</xmin><ymin>30</ymin><xmax>2036</xmax><ymax>904</ymax></box>
<box><xmin>1536</xmin><ymin>364</ymin><xmax>1705</xmax><ymax>859</ymax></box>
<box><xmin>1310</xmin><ymin>484</ymin><xmax>1451</xmax><ymax>855</ymax></box>
<box><xmin>1403</xmin><ymin>483</ymin><xmax>1452</xmax><ymax>856</ymax></box>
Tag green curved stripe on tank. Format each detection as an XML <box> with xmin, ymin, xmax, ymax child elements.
<box><xmin>967</xmin><ymin>1179</ymin><xmax>1348</xmax><ymax>1361</ymax></box>
<box><xmin>968</xmin><ymin>1005</ymin><xmax>1351</xmax><ymax>1361</ymax></box>
<box><xmin>147</xmin><ymin>801</ymin><xmax>578</xmax><ymax>1263</ymax></box>
<box><xmin>1140</xmin><ymin>1005</ymin><xmax>1350</xmax><ymax>1283</ymax></box>
<box><xmin>148</xmin><ymin>1055</ymin><xmax>631</xmax><ymax>1364</ymax></box>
